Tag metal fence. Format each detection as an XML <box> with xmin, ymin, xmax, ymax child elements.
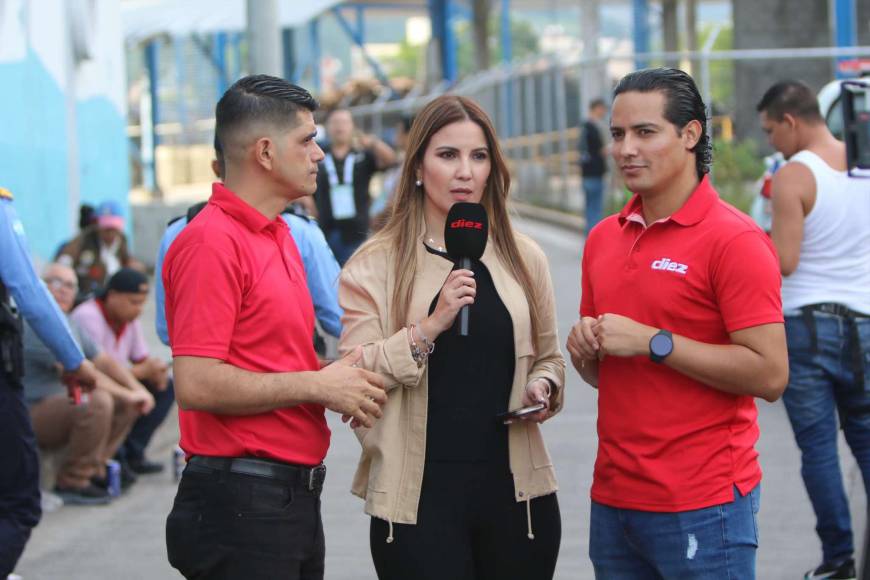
<box><xmin>346</xmin><ymin>43</ymin><xmax>870</xmax><ymax>214</ymax></box>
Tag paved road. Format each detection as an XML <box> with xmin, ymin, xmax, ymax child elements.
<box><xmin>15</xmin><ymin>217</ymin><xmax>866</xmax><ymax>579</ymax></box>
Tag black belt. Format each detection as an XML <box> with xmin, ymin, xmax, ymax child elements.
<box><xmin>188</xmin><ymin>456</ymin><xmax>326</xmax><ymax>493</ymax></box>
<box><xmin>804</xmin><ymin>302</ymin><xmax>870</xmax><ymax>319</ymax></box>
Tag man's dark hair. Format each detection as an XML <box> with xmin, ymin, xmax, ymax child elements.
<box><xmin>215</xmin><ymin>74</ymin><xmax>318</xmax><ymax>153</ymax></box>
<box><xmin>756</xmin><ymin>80</ymin><xmax>823</xmax><ymax>123</ymax></box>
<box><xmin>589</xmin><ymin>98</ymin><xmax>607</xmax><ymax>110</ymax></box>
<box><xmin>613</xmin><ymin>68</ymin><xmax>712</xmax><ymax>179</ymax></box>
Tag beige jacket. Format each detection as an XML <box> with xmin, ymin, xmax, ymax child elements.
<box><xmin>338</xmin><ymin>227</ymin><xmax>566</xmax><ymax>531</ymax></box>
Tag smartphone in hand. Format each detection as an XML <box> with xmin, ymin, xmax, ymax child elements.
<box><xmin>495</xmin><ymin>403</ymin><xmax>546</xmax><ymax>424</ymax></box>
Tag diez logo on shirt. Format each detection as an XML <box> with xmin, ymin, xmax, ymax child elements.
<box><xmin>450</xmin><ymin>219</ymin><xmax>484</xmax><ymax>230</ymax></box>
<box><xmin>651</xmin><ymin>257</ymin><xmax>689</xmax><ymax>275</ymax></box>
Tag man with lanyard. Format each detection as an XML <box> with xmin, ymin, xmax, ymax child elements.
<box><xmin>314</xmin><ymin>108</ymin><xmax>396</xmax><ymax>264</ymax></box>
<box><xmin>567</xmin><ymin>68</ymin><xmax>789</xmax><ymax>578</ymax></box>
<box><xmin>163</xmin><ymin>75</ymin><xmax>386</xmax><ymax>580</ymax></box>
<box><xmin>759</xmin><ymin>80</ymin><xmax>870</xmax><ymax>580</ymax></box>
<box><xmin>0</xmin><ymin>186</ymin><xmax>98</xmax><ymax>578</ymax></box>
<box><xmin>154</xmin><ymin>141</ymin><xmax>342</xmax><ymax>348</ymax></box>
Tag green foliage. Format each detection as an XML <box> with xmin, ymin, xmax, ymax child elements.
<box><xmin>698</xmin><ymin>24</ymin><xmax>734</xmax><ymax>110</ymax></box>
<box><xmin>385</xmin><ymin>39</ymin><xmax>425</xmax><ymax>80</ymax></box>
<box><xmin>711</xmin><ymin>138</ymin><xmax>764</xmax><ymax>213</ymax></box>
<box><xmin>456</xmin><ymin>17</ymin><xmax>540</xmax><ymax>77</ymax></box>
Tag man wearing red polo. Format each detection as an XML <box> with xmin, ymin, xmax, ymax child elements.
<box><xmin>163</xmin><ymin>75</ymin><xmax>386</xmax><ymax>580</ymax></box>
<box><xmin>567</xmin><ymin>68</ymin><xmax>789</xmax><ymax>578</ymax></box>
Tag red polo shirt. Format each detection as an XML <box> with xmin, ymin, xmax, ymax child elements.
<box><xmin>580</xmin><ymin>176</ymin><xmax>782</xmax><ymax>512</ymax></box>
<box><xmin>163</xmin><ymin>183</ymin><xmax>328</xmax><ymax>466</ymax></box>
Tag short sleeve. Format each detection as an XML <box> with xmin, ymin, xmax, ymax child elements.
<box><xmin>71</xmin><ymin>319</ymin><xmax>101</xmax><ymax>360</ymax></box>
<box><xmin>712</xmin><ymin>231</ymin><xmax>784</xmax><ymax>333</ymax></box>
<box><xmin>165</xmin><ymin>241</ymin><xmax>242</xmax><ymax>360</ymax></box>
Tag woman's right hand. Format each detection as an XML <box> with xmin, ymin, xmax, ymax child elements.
<box><xmin>424</xmin><ymin>268</ymin><xmax>476</xmax><ymax>337</ymax></box>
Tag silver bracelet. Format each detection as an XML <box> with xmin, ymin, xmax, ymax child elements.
<box><xmin>408</xmin><ymin>324</ymin><xmax>428</xmax><ymax>367</ymax></box>
<box><xmin>414</xmin><ymin>321</ymin><xmax>435</xmax><ymax>355</ymax></box>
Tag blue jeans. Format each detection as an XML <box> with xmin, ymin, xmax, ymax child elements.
<box><xmin>117</xmin><ymin>379</ymin><xmax>175</xmax><ymax>464</ymax></box>
<box><xmin>582</xmin><ymin>176</ymin><xmax>605</xmax><ymax>235</ymax></box>
<box><xmin>589</xmin><ymin>485</ymin><xmax>760</xmax><ymax>579</ymax></box>
<box><xmin>782</xmin><ymin>311</ymin><xmax>870</xmax><ymax>565</ymax></box>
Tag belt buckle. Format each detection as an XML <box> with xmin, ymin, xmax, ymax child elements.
<box><xmin>307</xmin><ymin>465</ymin><xmax>326</xmax><ymax>491</ymax></box>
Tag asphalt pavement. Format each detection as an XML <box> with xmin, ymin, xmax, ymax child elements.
<box><xmin>14</xmin><ymin>216</ymin><xmax>866</xmax><ymax>579</ymax></box>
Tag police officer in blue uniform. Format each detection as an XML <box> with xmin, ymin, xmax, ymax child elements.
<box><xmin>0</xmin><ymin>187</ymin><xmax>99</xmax><ymax>577</ymax></box>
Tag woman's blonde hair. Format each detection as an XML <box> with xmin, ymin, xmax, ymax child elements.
<box><xmin>351</xmin><ymin>95</ymin><xmax>542</xmax><ymax>349</ymax></box>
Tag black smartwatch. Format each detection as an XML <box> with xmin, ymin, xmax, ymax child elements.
<box><xmin>649</xmin><ymin>329</ymin><xmax>674</xmax><ymax>364</ymax></box>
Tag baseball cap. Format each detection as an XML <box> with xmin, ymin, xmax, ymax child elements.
<box><xmin>103</xmin><ymin>268</ymin><xmax>149</xmax><ymax>296</ymax></box>
<box><xmin>96</xmin><ymin>200</ymin><xmax>125</xmax><ymax>231</ymax></box>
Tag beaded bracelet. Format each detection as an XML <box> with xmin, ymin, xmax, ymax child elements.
<box><xmin>408</xmin><ymin>324</ymin><xmax>430</xmax><ymax>367</ymax></box>
<box><xmin>414</xmin><ymin>322</ymin><xmax>435</xmax><ymax>356</ymax></box>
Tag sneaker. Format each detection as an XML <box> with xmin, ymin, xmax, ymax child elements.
<box><xmin>53</xmin><ymin>483</ymin><xmax>112</xmax><ymax>506</ymax></box>
<box><xmin>40</xmin><ymin>490</ymin><xmax>64</xmax><ymax>512</ymax></box>
<box><xmin>805</xmin><ymin>558</ymin><xmax>857</xmax><ymax>579</ymax></box>
<box><xmin>127</xmin><ymin>457</ymin><xmax>165</xmax><ymax>475</ymax></box>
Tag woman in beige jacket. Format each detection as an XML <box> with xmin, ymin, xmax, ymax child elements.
<box><xmin>338</xmin><ymin>95</ymin><xmax>565</xmax><ymax>580</ymax></box>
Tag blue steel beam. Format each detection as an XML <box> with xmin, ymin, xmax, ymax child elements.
<box><xmin>309</xmin><ymin>17</ymin><xmax>321</xmax><ymax>92</ymax></box>
<box><xmin>633</xmin><ymin>0</ymin><xmax>650</xmax><ymax>69</ymax></box>
<box><xmin>330</xmin><ymin>6</ymin><xmax>392</xmax><ymax>87</ymax></box>
<box><xmin>834</xmin><ymin>0</ymin><xmax>857</xmax><ymax>78</ymax></box>
<box><xmin>144</xmin><ymin>40</ymin><xmax>160</xmax><ymax>191</ymax></box>
<box><xmin>214</xmin><ymin>33</ymin><xmax>228</xmax><ymax>97</ymax></box>
<box><xmin>429</xmin><ymin>0</ymin><xmax>457</xmax><ymax>83</ymax></box>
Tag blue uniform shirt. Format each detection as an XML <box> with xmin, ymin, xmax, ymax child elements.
<box><xmin>155</xmin><ymin>211</ymin><xmax>343</xmax><ymax>346</ymax></box>
<box><xmin>0</xmin><ymin>196</ymin><xmax>84</xmax><ymax>370</ymax></box>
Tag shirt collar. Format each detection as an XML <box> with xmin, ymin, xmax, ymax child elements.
<box><xmin>618</xmin><ymin>175</ymin><xmax>717</xmax><ymax>228</ymax></box>
<box><xmin>208</xmin><ymin>182</ymin><xmax>285</xmax><ymax>233</ymax></box>
<box><xmin>96</xmin><ymin>297</ymin><xmax>128</xmax><ymax>340</ymax></box>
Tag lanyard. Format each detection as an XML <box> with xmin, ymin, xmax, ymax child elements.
<box><xmin>324</xmin><ymin>153</ymin><xmax>356</xmax><ymax>187</ymax></box>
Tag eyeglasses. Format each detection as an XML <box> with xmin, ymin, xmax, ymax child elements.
<box><xmin>44</xmin><ymin>277</ymin><xmax>77</xmax><ymax>291</ymax></box>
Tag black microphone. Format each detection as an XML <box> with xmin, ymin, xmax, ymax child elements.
<box><xmin>444</xmin><ymin>202</ymin><xmax>489</xmax><ymax>337</ymax></box>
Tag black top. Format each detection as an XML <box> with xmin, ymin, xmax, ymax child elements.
<box><xmin>580</xmin><ymin>119</ymin><xmax>607</xmax><ymax>177</ymax></box>
<box><xmin>424</xmin><ymin>245</ymin><xmax>515</xmax><ymax>465</ymax></box>
<box><xmin>314</xmin><ymin>145</ymin><xmax>378</xmax><ymax>243</ymax></box>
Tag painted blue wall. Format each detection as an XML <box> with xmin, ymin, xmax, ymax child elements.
<box><xmin>0</xmin><ymin>48</ymin><xmax>71</xmax><ymax>261</ymax></box>
<box><xmin>0</xmin><ymin>50</ymin><xmax>129</xmax><ymax>262</ymax></box>
<box><xmin>77</xmin><ymin>97</ymin><xmax>131</xmax><ymax>230</ymax></box>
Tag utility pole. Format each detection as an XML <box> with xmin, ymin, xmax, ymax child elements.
<box><xmin>246</xmin><ymin>0</ymin><xmax>282</xmax><ymax>76</ymax></box>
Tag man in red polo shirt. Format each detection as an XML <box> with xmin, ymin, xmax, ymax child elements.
<box><xmin>163</xmin><ymin>75</ymin><xmax>386</xmax><ymax>580</ymax></box>
<box><xmin>567</xmin><ymin>68</ymin><xmax>789</xmax><ymax>578</ymax></box>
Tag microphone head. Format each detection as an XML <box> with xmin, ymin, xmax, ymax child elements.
<box><xmin>444</xmin><ymin>202</ymin><xmax>488</xmax><ymax>260</ymax></box>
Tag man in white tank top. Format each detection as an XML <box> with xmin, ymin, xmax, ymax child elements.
<box><xmin>759</xmin><ymin>79</ymin><xmax>870</xmax><ymax>580</ymax></box>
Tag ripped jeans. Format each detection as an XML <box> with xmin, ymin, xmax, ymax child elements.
<box><xmin>589</xmin><ymin>485</ymin><xmax>760</xmax><ymax>579</ymax></box>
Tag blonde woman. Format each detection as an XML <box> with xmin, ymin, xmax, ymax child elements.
<box><xmin>339</xmin><ymin>95</ymin><xmax>565</xmax><ymax>580</ymax></box>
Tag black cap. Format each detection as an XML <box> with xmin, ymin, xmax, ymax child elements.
<box><xmin>102</xmin><ymin>268</ymin><xmax>149</xmax><ymax>296</ymax></box>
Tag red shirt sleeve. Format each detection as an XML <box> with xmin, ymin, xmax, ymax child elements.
<box><xmin>166</xmin><ymin>241</ymin><xmax>242</xmax><ymax>360</ymax></box>
<box><xmin>712</xmin><ymin>231</ymin><xmax>784</xmax><ymax>333</ymax></box>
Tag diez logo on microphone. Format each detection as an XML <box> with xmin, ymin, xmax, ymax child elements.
<box><xmin>651</xmin><ymin>258</ymin><xmax>689</xmax><ymax>275</ymax></box>
<box><xmin>450</xmin><ymin>219</ymin><xmax>484</xmax><ymax>230</ymax></box>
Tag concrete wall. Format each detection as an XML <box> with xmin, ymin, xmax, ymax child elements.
<box><xmin>0</xmin><ymin>0</ymin><xmax>128</xmax><ymax>261</ymax></box>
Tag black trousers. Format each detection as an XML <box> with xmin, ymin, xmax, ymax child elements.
<box><xmin>370</xmin><ymin>462</ymin><xmax>561</xmax><ymax>580</ymax></box>
<box><xmin>118</xmin><ymin>378</ymin><xmax>175</xmax><ymax>463</ymax></box>
<box><xmin>166</xmin><ymin>460</ymin><xmax>325</xmax><ymax>580</ymax></box>
<box><xmin>0</xmin><ymin>373</ymin><xmax>41</xmax><ymax>577</ymax></box>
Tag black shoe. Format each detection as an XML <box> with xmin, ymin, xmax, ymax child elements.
<box><xmin>127</xmin><ymin>457</ymin><xmax>165</xmax><ymax>475</ymax></box>
<box><xmin>54</xmin><ymin>483</ymin><xmax>112</xmax><ymax>506</ymax></box>
<box><xmin>804</xmin><ymin>558</ymin><xmax>857</xmax><ymax>580</ymax></box>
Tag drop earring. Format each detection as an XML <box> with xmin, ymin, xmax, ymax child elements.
<box><xmin>415</xmin><ymin>179</ymin><xmax>422</xmax><ymax>187</ymax></box>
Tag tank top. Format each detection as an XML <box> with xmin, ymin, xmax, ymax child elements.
<box><xmin>780</xmin><ymin>150</ymin><xmax>870</xmax><ymax>314</ymax></box>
